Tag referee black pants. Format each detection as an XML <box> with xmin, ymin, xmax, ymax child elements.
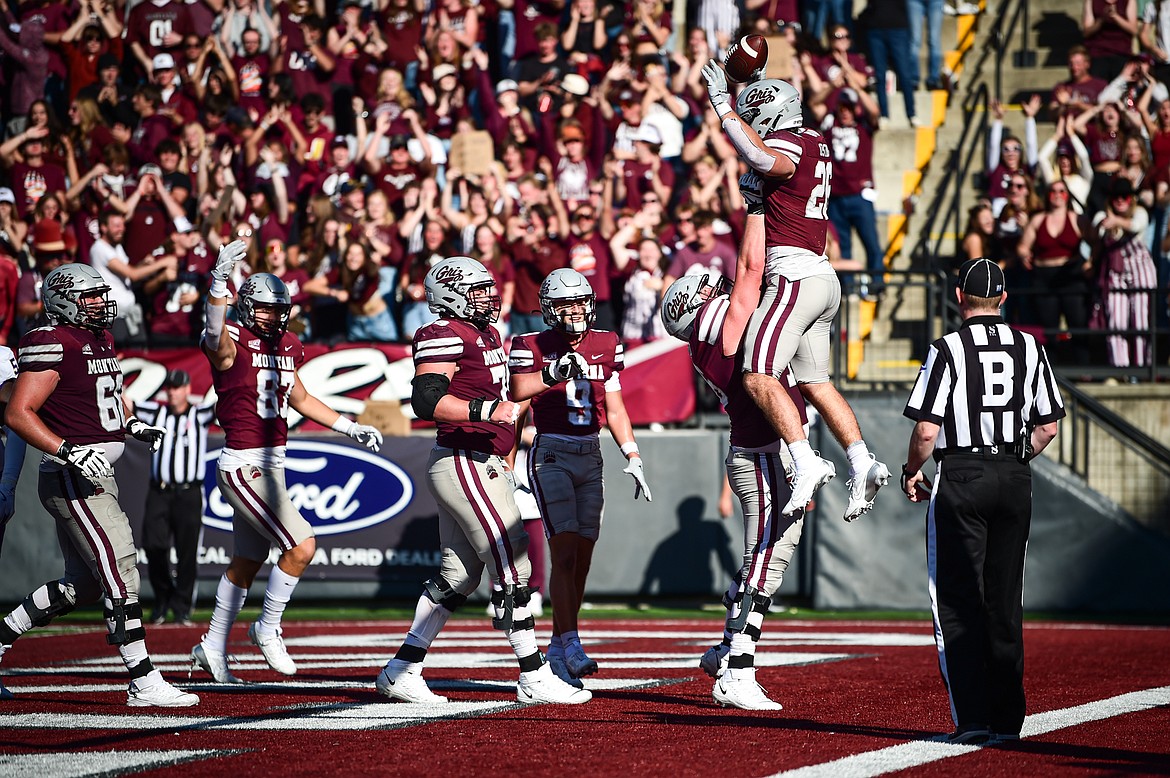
<box><xmin>927</xmin><ymin>455</ymin><xmax>1032</xmax><ymax>736</ymax></box>
<box><xmin>142</xmin><ymin>484</ymin><xmax>204</xmax><ymax>619</ymax></box>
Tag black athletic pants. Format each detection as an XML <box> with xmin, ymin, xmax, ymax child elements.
<box><xmin>142</xmin><ymin>483</ymin><xmax>204</xmax><ymax>620</ymax></box>
<box><xmin>927</xmin><ymin>453</ymin><xmax>1032</xmax><ymax>736</ymax></box>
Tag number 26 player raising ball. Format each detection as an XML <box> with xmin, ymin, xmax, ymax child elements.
<box><xmin>701</xmin><ymin>61</ymin><xmax>889</xmax><ymax>522</ymax></box>
<box><xmin>191</xmin><ymin>240</ymin><xmax>383</xmax><ymax>684</ymax></box>
<box><xmin>377</xmin><ymin>256</ymin><xmax>590</xmax><ymax>706</ymax></box>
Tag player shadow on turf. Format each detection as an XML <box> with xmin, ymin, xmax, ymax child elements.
<box><xmin>638</xmin><ymin>497</ymin><xmax>738</xmax><ymax>597</ymax></box>
<box><xmin>374</xmin><ymin>514</ymin><xmax>441</xmax><ymax>599</ymax></box>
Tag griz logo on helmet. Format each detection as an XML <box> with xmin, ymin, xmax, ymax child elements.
<box><xmin>433</xmin><ymin>265</ymin><xmax>464</xmax><ymax>287</ymax></box>
<box><xmin>46</xmin><ymin>273</ymin><xmax>76</xmax><ymax>293</ymax></box>
<box><xmin>663</xmin><ymin>289</ymin><xmax>689</xmax><ymax>324</ymax></box>
<box><xmin>739</xmin><ymin>84</ymin><xmax>776</xmax><ymax>127</ymax></box>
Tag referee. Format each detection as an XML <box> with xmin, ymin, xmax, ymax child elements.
<box><xmin>901</xmin><ymin>258</ymin><xmax>1065</xmax><ymax>745</ymax></box>
<box><xmin>134</xmin><ymin>369</ymin><xmax>216</xmax><ymax>626</ymax></box>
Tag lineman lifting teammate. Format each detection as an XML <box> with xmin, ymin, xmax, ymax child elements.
<box><xmin>661</xmin><ymin>182</ymin><xmax>806</xmax><ymax>711</ymax></box>
<box><xmin>509</xmin><ymin>268</ymin><xmax>651</xmax><ymax>687</ymax></box>
<box><xmin>0</xmin><ymin>263</ymin><xmax>196</xmax><ymax>707</ymax></box>
<box><xmin>191</xmin><ymin>240</ymin><xmax>384</xmax><ymax>684</ymax></box>
<box><xmin>701</xmin><ymin>60</ymin><xmax>890</xmax><ymax>521</ymax></box>
<box><xmin>378</xmin><ymin>256</ymin><xmax>590</xmax><ymax>706</ymax></box>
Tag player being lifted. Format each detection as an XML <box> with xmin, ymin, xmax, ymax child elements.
<box><xmin>700</xmin><ymin>60</ymin><xmax>889</xmax><ymax>521</ymax></box>
<box><xmin>191</xmin><ymin>240</ymin><xmax>383</xmax><ymax>683</ymax></box>
<box><xmin>508</xmin><ymin>268</ymin><xmax>651</xmax><ymax>687</ymax></box>
<box><xmin>377</xmin><ymin>256</ymin><xmax>590</xmax><ymax>706</ymax></box>
<box><xmin>661</xmin><ymin>182</ymin><xmax>807</xmax><ymax>711</ymax></box>
<box><xmin>0</xmin><ymin>264</ymin><xmax>195</xmax><ymax>707</ymax></box>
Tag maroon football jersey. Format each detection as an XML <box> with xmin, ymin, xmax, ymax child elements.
<box><xmin>762</xmin><ymin>128</ymin><xmax>831</xmax><ymax>256</ymax></box>
<box><xmin>509</xmin><ymin>329</ymin><xmax>623</xmax><ymax>436</ymax></box>
<box><xmin>414</xmin><ymin>318</ymin><xmax>513</xmax><ymax>457</ymax></box>
<box><xmin>822</xmin><ymin>115</ymin><xmax>875</xmax><ymax>197</ymax></box>
<box><xmin>210</xmin><ymin>323</ymin><xmax>305</xmax><ymax>451</ymax></box>
<box><xmin>18</xmin><ymin>325</ymin><xmax>126</xmax><ymax>446</ymax></box>
<box><xmin>688</xmin><ymin>297</ymin><xmax>804</xmax><ymax>449</ymax></box>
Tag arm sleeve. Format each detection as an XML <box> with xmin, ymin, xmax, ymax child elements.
<box><xmin>721</xmin><ymin>117</ymin><xmax>781</xmax><ymax>174</ymax></box>
<box><xmin>204</xmin><ymin>300</ymin><xmax>228</xmax><ymax>350</ymax></box>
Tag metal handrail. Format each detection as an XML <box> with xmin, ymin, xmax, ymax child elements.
<box><xmin>1055</xmin><ymin>375</ymin><xmax>1170</xmax><ymax>468</ymax></box>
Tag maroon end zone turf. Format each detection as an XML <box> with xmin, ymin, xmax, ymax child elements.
<box><xmin>0</xmin><ymin>619</ymin><xmax>1166</xmax><ymax>777</ymax></box>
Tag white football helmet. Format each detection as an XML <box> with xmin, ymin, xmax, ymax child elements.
<box><xmin>238</xmin><ymin>272</ymin><xmax>292</xmax><ymax>340</ymax></box>
<box><xmin>425</xmin><ymin>256</ymin><xmax>501</xmax><ymax>327</ymax></box>
<box><xmin>540</xmin><ymin>268</ymin><xmax>595</xmax><ymax>334</ymax></box>
<box><xmin>660</xmin><ymin>272</ymin><xmax>733</xmax><ymax>341</ymax></box>
<box><xmin>42</xmin><ymin>264</ymin><xmax>117</xmax><ymax>331</ymax></box>
<box><xmin>735</xmin><ymin>78</ymin><xmax>803</xmax><ymax>137</ymax></box>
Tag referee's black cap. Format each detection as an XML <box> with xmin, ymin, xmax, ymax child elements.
<box><xmin>165</xmin><ymin>369</ymin><xmax>191</xmax><ymax>388</ymax></box>
<box><xmin>957</xmin><ymin>258</ymin><xmax>1005</xmax><ymax>297</ymax></box>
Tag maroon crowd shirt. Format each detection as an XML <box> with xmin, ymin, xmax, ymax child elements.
<box><xmin>822</xmin><ymin>114</ymin><xmax>876</xmax><ymax>197</ymax></box>
<box><xmin>127</xmin><ymin>0</ymin><xmax>192</xmax><ymax>61</ymax></box>
<box><xmin>510</xmin><ymin>328</ymin><xmax>623</xmax><ymax>435</ymax></box>
<box><xmin>210</xmin><ymin>322</ymin><xmax>305</xmax><ymax>451</ymax></box>
<box><xmin>18</xmin><ymin>324</ymin><xmax>127</xmax><ymax>446</ymax></box>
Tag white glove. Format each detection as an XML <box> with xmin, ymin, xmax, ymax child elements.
<box><xmin>348</xmin><ymin>423</ymin><xmax>383</xmax><ymax>453</ymax></box>
<box><xmin>59</xmin><ymin>442</ymin><xmax>114</xmax><ymax>482</ymax></box>
<box><xmin>212</xmin><ymin>239</ymin><xmax>249</xmax><ymax>285</ymax></box>
<box><xmin>622</xmin><ymin>456</ymin><xmax>652</xmax><ymax>502</ymax></box>
<box><xmin>126</xmin><ymin>418</ymin><xmax>167</xmax><ymax>453</ymax></box>
<box><xmin>740</xmin><ymin>171</ymin><xmax>764</xmax><ymax>212</ymax></box>
<box><xmin>701</xmin><ymin>58</ymin><xmax>730</xmax><ymax>112</ymax></box>
<box><xmin>542</xmin><ymin>351</ymin><xmax>589</xmax><ymax>385</ymax></box>
<box><xmin>0</xmin><ymin>486</ymin><xmax>15</xmax><ymax>526</ymax></box>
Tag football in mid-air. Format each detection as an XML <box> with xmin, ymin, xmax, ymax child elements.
<box><xmin>723</xmin><ymin>34</ymin><xmax>768</xmax><ymax>83</ymax></box>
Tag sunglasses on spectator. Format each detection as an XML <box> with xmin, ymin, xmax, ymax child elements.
<box><xmin>833</xmin><ymin>32</ymin><xmax>850</xmax><ymax>39</ymax></box>
<box><xmin>678</xmin><ymin>215</ymin><xmax>693</xmax><ymax>222</ymax></box>
<box><xmin>1003</xmin><ymin>144</ymin><xmax>1021</xmax><ymax>152</ymax></box>
<box><xmin>1009</xmin><ymin>182</ymin><xmax>1028</xmax><ymax>190</ymax></box>
<box><xmin>644</xmin><ymin>197</ymin><xmax>659</xmax><ymax>204</ymax></box>
<box><xmin>576</xmin><ymin>212</ymin><xmax>595</xmax><ymax>220</ymax></box>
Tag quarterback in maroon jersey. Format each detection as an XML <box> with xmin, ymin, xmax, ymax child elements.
<box><xmin>509</xmin><ymin>268</ymin><xmax>650</xmax><ymax>687</ymax></box>
<box><xmin>0</xmin><ymin>263</ymin><xmax>196</xmax><ymax>707</ymax></box>
<box><xmin>701</xmin><ymin>62</ymin><xmax>890</xmax><ymax>523</ymax></box>
<box><xmin>661</xmin><ymin>207</ymin><xmax>808</xmax><ymax>711</ymax></box>
<box><xmin>377</xmin><ymin>256</ymin><xmax>590</xmax><ymax>706</ymax></box>
<box><xmin>190</xmin><ymin>240</ymin><xmax>383</xmax><ymax>685</ymax></box>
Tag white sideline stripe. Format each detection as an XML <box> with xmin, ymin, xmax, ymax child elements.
<box><xmin>280</xmin><ymin>631</ymin><xmax>933</xmax><ymax>647</ymax></box>
<box><xmin>15</xmin><ymin>651</ymin><xmax>849</xmax><ymax>674</ymax></box>
<box><xmin>0</xmin><ymin>750</ymin><xmax>231</xmax><ymax>778</ymax></box>
<box><xmin>763</xmin><ymin>685</ymin><xmax>1170</xmax><ymax>778</ymax></box>
<box><xmin>3</xmin><ymin>678</ymin><xmax>656</xmax><ymax>695</ymax></box>
<box><xmin>0</xmin><ymin>679</ymin><xmax>670</xmax><ymax>732</ymax></box>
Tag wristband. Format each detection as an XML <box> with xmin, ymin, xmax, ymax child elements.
<box><xmin>713</xmin><ymin>100</ymin><xmax>733</xmax><ymax>120</ymax></box>
<box><xmin>541</xmin><ymin>364</ymin><xmax>558</xmax><ymax>387</ymax></box>
<box><xmin>620</xmin><ymin>442</ymin><xmax>639</xmax><ymax>457</ymax></box>
<box><xmin>331</xmin><ymin>415</ymin><xmax>357</xmax><ymax>435</ymax></box>
<box><xmin>209</xmin><ymin>276</ymin><xmax>229</xmax><ymax>298</ymax></box>
<box><xmin>56</xmin><ymin>440</ymin><xmax>74</xmax><ymax>460</ymax></box>
<box><xmin>468</xmin><ymin>398</ymin><xmax>489</xmax><ymax>422</ymax></box>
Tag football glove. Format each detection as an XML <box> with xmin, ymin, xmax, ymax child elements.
<box><xmin>58</xmin><ymin>441</ymin><xmax>114</xmax><ymax>482</ymax></box>
<box><xmin>212</xmin><ymin>239</ymin><xmax>249</xmax><ymax>284</ymax></box>
<box><xmin>739</xmin><ymin>171</ymin><xmax>765</xmax><ymax>214</ymax></box>
<box><xmin>701</xmin><ymin>59</ymin><xmax>730</xmax><ymax>113</ymax></box>
<box><xmin>542</xmin><ymin>351</ymin><xmax>589</xmax><ymax>386</ymax></box>
<box><xmin>126</xmin><ymin>417</ymin><xmax>167</xmax><ymax>453</ymax></box>
<box><xmin>623</xmin><ymin>456</ymin><xmax>652</xmax><ymax>502</ymax></box>
<box><xmin>347</xmin><ymin>423</ymin><xmax>383</xmax><ymax>453</ymax></box>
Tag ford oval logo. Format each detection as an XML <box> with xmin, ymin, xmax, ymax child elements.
<box><xmin>202</xmin><ymin>441</ymin><xmax>414</xmax><ymax>535</ymax></box>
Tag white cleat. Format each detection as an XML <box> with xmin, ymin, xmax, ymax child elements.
<box><xmin>844</xmin><ymin>456</ymin><xmax>891</xmax><ymax>522</ymax></box>
<box><xmin>376</xmin><ymin>660</ymin><xmax>448</xmax><ymax>704</ymax></box>
<box><xmin>699</xmin><ymin>644</ymin><xmax>730</xmax><ymax>679</ymax></box>
<box><xmin>127</xmin><ymin>679</ymin><xmax>200</xmax><ymax>708</ymax></box>
<box><xmin>248</xmin><ymin>623</ymin><xmax>297</xmax><ymax>676</ymax></box>
<box><xmin>190</xmin><ymin>641</ymin><xmax>245</xmax><ymax>684</ymax></box>
<box><xmin>516</xmin><ymin>663</ymin><xmax>592</xmax><ymax>705</ymax></box>
<box><xmin>547</xmin><ymin>655</ymin><xmax>585</xmax><ymax>689</ymax></box>
<box><xmin>712</xmin><ymin>674</ymin><xmax>783</xmax><ymax>711</ymax></box>
<box><xmin>782</xmin><ymin>455</ymin><xmax>835</xmax><ymax>516</ymax></box>
<box><xmin>563</xmin><ymin>644</ymin><xmax>599</xmax><ymax>678</ymax></box>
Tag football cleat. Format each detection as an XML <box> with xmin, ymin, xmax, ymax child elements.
<box><xmin>190</xmin><ymin>641</ymin><xmax>245</xmax><ymax>684</ymax></box>
<box><xmin>376</xmin><ymin>660</ymin><xmax>448</xmax><ymax>704</ymax></box>
<box><xmin>248</xmin><ymin>623</ymin><xmax>297</xmax><ymax>676</ymax></box>
<box><xmin>712</xmin><ymin>674</ymin><xmax>783</xmax><ymax>711</ymax></box>
<box><xmin>945</xmin><ymin>725</ymin><xmax>992</xmax><ymax>745</ymax></box>
<box><xmin>844</xmin><ymin>455</ymin><xmax>891</xmax><ymax>522</ymax></box>
<box><xmin>516</xmin><ymin>663</ymin><xmax>592</xmax><ymax>705</ymax></box>
<box><xmin>127</xmin><ymin>679</ymin><xmax>200</xmax><ymax>708</ymax></box>
<box><xmin>782</xmin><ymin>455</ymin><xmax>835</xmax><ymax>516</ymax></box>
<box><xmin>699</xmin><ymin>644</ymin><xmax>730</xmax><ymax>679</ymax></box>
<box><xmin>563</xmin><ymin>644</ymin><xmax>599</xmax><ymax>678</ymax></box>
<box><xmin>547</xmin><ymin>655</ymin><xmax>585</xmax><ymax>689</ymax></box>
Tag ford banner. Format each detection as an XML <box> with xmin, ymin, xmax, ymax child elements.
<box><xmin>119</xmin><ymin>435</ymin><xmax>444</xmax><ymax>593</ymax></box>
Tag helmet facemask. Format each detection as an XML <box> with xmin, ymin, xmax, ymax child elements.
<box><xmin>75</xmin><ymin>288</ymin><xmax>118</xmax><ymax>331</ymax></box>
<box><xmin>465</xmin><ymin>282</ymin><xmax>502</xmax><ymax>329</ymax></box>
<box><xmin>547</xmin><ymin>295</ymin><xmax>595</xmax><ymax>334</ymax></box>
<box><xmin>245</xmin><ymin>301</ymin><xmax>292</xmax><ymax>341</ymax></box>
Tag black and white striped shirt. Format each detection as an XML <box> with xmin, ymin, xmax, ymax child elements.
<box><xmin>904</xmin><ymin>316</ymin><xmax>1065</xmax><ymax>449</ymax></box>
<box><xmin>135</xmin><ymin>401</ymin><xmax>217</xmax><ymax>486</ymax></box>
